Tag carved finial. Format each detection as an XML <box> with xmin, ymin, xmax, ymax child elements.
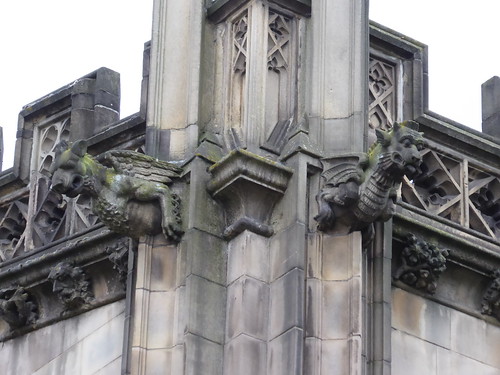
<box><xmin>481</xmin><ymin>269</ymin><xmax>500</xmax><ymax>321</ymax></box>
<box><xmin>393</xmin><ymin>234</ymin><xmax>449</xmax><ymax>294</ymax></box>
<box><xmin>0</xmin><ymin>286</ymin><xmax>38</xmax><ymax>329</ymax></box>
<box><xmin>48</xmin><ymin>262</ymin><xmax>94</xmax><ymax>311</ymax></box>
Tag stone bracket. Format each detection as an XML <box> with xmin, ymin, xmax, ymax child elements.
<box><xmin>207</xmin><ymin>149</ymin><xmax>293</xmax><ymax>239</ymax></box>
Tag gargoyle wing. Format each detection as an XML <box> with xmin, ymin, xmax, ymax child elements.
<box><xmin>321</xmin><ymin>163</ymin><xmax>363</xmax><ymax>187</ymax></box>
<box><xmin>101</xmin><ymin>150</ymin><xmax>182</xmax><ymax>184</ymax></box>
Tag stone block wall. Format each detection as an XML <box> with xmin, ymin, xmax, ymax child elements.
<box><xmin>0</xmin><ymin>300</ymin><xmax>125</xmax><ymax>375</ymax></box>
<box><xmin>392</xmin><ymin>289</ymin><xmax>500</xmax><ymax>375</ymax></box>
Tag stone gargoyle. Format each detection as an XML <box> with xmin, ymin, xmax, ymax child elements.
<box><xmin>50</xmin><ymin>140</ymin><xmax>183</xmax><ymax>240</ymax></box>
<box><xmin>315</xmin><ymin>121</ymin><xmax>426</xmax><ymax>245</ymax></box>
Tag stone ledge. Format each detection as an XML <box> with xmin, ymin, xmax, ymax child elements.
<box><xmin>207</xmin><ymin>0</ymin><xmax>311</xmax><ymax>23</ymax></box>
<box><xmin>0</xmin><ymin>226</ymin><xmax>130</xmax><ymax>341</ymax></box>
<box><xmin>393</xmin><ymin>206</ymin><xmax>500</xmax><ymax>326</ymax></box>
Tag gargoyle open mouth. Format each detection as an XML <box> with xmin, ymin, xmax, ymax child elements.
<box><xmin>405</xmin><ymin>164</ymin><xmax>422</xmax><ymax>180</ymax></box>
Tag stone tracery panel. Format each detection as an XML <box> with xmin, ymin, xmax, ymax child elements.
<box><xmin>369</xmin><ymin>56</ymin><xmax>396</xmax><ymax>131</ymax></box>
<box><xmin>30</xmin><ymin>118</ymin><xmax>72</xmax><ymax>249</ymax></box>
<box><xmin>222</xmin><ymin>4</ymin><xmax>299</xmax><ymax>153</ymax></box>
<box><xmin>228</xmin><ymin>11</ymin><xmax>249</xmax><ymax>146</ymax></box>
<box><xmin>264</xmin><ymin>11</ymin><xmax>295</xmax><ymax>148</ymax></box>
<box><xmin>401</xmin><ymin>145</ymin><xmax>500</xmax><ymax>240</ymax></box>
<box><xmin>0</xmin><ymin>197</ymin><xmax>29</xmax><ymax>262</ymax></box>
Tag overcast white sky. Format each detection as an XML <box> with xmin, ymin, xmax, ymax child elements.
<box><xmin>1</xmin><ymin>0</ymin><xmax>499</xmax><ymax>169</ymax></box>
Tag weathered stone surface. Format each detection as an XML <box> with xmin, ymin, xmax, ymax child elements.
<box><xmin>227</xmin><ymin>231</ymin><xmax>269</xmax><ymax>284</ymax></box>
<box><xmin>224</xmin><ymin>334</ymin><xmax>266</xmax><ymax>375</ymax></box>
<box><xmin>392</xmin><ymin>330</ymin><xmax>437</xmax><ymax>375</ymax></box>
<box><xmin>267</xmin><ymin>328</ymin><xmax>303</xmax><ymax>375</ymax></box>
<box><xmin>392</xmin><ymin>288</ymin><xmax>451</xmax><ymax>349</ymax></box>
<box><xmin>270</xmin><ymin>223</ymin><xmax>306</xmax><ymax>281</ymax></box>
<box><xmin>146</xmin><ymin>291</ymin><xmax>176</xmax><ymax>349</ymax></box>
<box><xmin>0</xmin><ymin>301</ymin><xmax>124</xmax><ymax>375</ymax></box>
<box><xmin>185</xmin><ymin>333</ymin><xmax>223</xmax><ymax>375</ymax></box>
<box><xmin>185</xmin><ymin>229</ymin><xmax>226</xmax><ymax>285</ymax></box>
<box><xmin>482</xmin><ymin>76</ymin><xmax>500</xmax><ymax>138</ymax></box>
<box><xmin>437</xmin><ymin>348</ymin><xmax>500</xmax><ymax>375</ymax></box>
<box><xmin>226</xmin><ymin>276</ymin><xmax>269</xmax><ymax>341</ymax></box>
<box><xmin>450</xmin><ymin>309</ymin><xmax>493</xmax><ymax>367</ymax></box>
<box><xmin>269</xmin><ymin>268</ymin><xmax>304</xmax><ymax>340</ymax></box>
<box><xmin>186</xmin><ymin>275</ymin><xmax>226</xmax><ymax>344</ymax></box>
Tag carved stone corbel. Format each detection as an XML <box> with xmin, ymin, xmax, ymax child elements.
<box><xmin>393</xmin><ymin>234</ymin><xmax>449</xmax><ymax>294</ymax></box>
<box><xmin>0</xmin><ymin>286</ymin><xmax>38</xmax><ymax>329</ymax></box>
<box><xmin>481</xmin><ymin>269</ymin><xmax>500</xmax><ymax>321</ymax></box>
<box><xmin>48</xmin><ymin>262</ymin><xmax>94</xmax><ymax>311</ymax></box>
<box><xmin>207</xmin><ymin>149</ymin><xmax>293</xmax><ymax>239</ymax></box>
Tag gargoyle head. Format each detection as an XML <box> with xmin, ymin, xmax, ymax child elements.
<box><xmin>50</xmin><ymin>140</ymin><xmax>96</xmax><ymax>198</ymax></box>
<box><xmin>375</xmin><ymin>121</ymin><xmax>426</xmax><ymax>179</ymax></box>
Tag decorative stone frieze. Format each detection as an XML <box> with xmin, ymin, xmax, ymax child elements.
<box><xmin>207</xmin><ymin>148</ymin><xmax>293</xmax><ymax>238</ymax></box>
<box><xmin>50</xmin><ymin>140</ymin><xmax>183</xmax><ymax>241</ymax></box>
<box><xmin>0</xmin><ymin>286</ymin><xmax>38</xmax><ymax>329</ymax></box>
<box><xmin>393</xmin><ymin>234</ymin><xmax>449</xmax><ymax>294</ymax></box>
<box><xmin>315</xmin><ymin>121</ymin><xmax>425</xmax><ymax>245</ymax></box>
<box><xmin>481</xmin><ymin>269</ymin><xmax>500</xmax><ymax>321</ymax></box>
<box><xmin>48</xmin><ymin>262</ymin><xmax>94</xmax><ymax>311</ymax></box>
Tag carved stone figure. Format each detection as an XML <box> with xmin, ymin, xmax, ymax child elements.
<box><xmin>106</xmin><ymin>239</ymin><xmax>130</xmax><ymax>284</ymax></box>
<box><xmin>481</xmin><ymin>269</ymin><xmax>500</xmax><ymax>321</ymax></box>
<box><xmin>393</xmin><ymin>234</ymin><xmax>449</xmax><ymax>294</ymax></box>
<box><xmin>48</xmin><ymin>262</ymin><xmax>94</xmax><ymax>311</ymax></box>
<box><xmin>315</xmin><ymin>121</ymin><xmax>425</xmax><ymax>244</ymax></box>
<box><xmin>0</xmin><ymin>287</ymin><xmax>38</xmax><ymax>329</ymax></box>
<box><xmin>50</xmin><ymin>140</ymin><xmax>183</xmax><ymax>240</ymax></box>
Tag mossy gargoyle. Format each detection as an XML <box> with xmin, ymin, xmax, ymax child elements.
<box><xmin>50</xmin><ymin>140</ymin><xmax>183</xmax><ymax>241</ymax></box>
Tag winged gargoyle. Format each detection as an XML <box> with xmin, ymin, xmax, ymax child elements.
<box><xmin>315</xmin><ymin>121</ymin><xmax>426</xmax><ymax>245</ymax></box>
<box><xmin>50</xmin><ymin>140</ymin><xmax>183</xmax><ymax>241</ymax></box>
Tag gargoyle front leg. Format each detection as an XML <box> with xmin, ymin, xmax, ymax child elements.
<box><xmin>135</xmin><ymin>184</ymin><xmax>183</xmax><ymax>241</ymax></box>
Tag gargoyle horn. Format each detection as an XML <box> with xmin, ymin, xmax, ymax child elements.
<box><xmin>375</xmin><ymin>128</ymin><xmax>391</xmax><ymax>147</ymax></box>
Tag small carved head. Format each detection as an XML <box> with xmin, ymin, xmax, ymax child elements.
<box><xmin>0</xmin><ymin>286</ymin><xmax>38</xmax><ymax>329</ymax></box>
<box><xmin>50</xmin><ymin>140</ymin><xmax>92</xmax><ymax>198</ymax></box>
<box><xmin>48</xmin><ymin>262</ymin><xmax>93</xmax><ymax>310</ymax></box>
<box><xmin>375</xmin><ymin>121</ymin><xmax>426</xmax><ymax>179</ymax></box>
